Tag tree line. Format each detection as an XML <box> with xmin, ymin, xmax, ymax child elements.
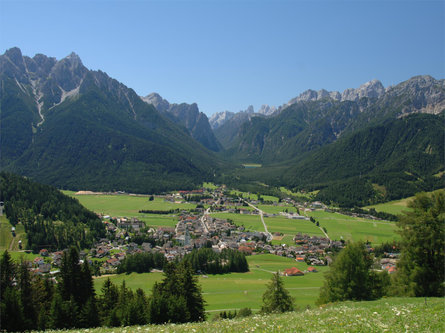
<box><xmin>117</xmin><ymin>248</ymin><xmax>249</xmax><ymax>275</ymax></box>
<box><xmin>0</xmin><ymin>248</ymin><xmax>206</xmax><ymax>331</ymax></box>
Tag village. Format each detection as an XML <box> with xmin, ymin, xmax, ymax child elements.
<box><xmin>27</xmin><ymin>186</ymin><xmax>398</xmax><ymax>276</ymax></box>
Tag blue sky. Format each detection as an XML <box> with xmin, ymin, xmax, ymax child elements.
<box><xmin>1</xmin><ymin>0</ymin><xmax>444</xmax><ymax>116</ymax></box>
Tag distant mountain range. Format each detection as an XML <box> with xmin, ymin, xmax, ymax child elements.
<box><xmin>1</xmin><ymin>47</ymin><xmax>443</xmax><ymax>205</ymax></box>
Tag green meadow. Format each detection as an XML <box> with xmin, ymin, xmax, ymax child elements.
<box><xmin>210</xmin><ymin>212</ymin><xmax>265</xmax><ymax>232</ymax></box>
<box><xmin>0</xmin><ymin>215</ymin><xmax>27</xmax><ymax>252</ymax></box>
<box><xmin>94</xmin><ymin>254</ymin><xmax>327</xmax><ymax>312</ymax></box>
<box><xmin>63</xmin><ymin>192</ymin><xmax>196</xmax><ymax>217</ymax></box>
<box><xmin>365</xmin><ymin>198</ymin><xmax>413</xmax><ymax>215</ymax></box>
<box><xmin>265</xmin><ymin>216</ymin><xmax>324</xmax><ymax>237</ymax></box>
<box><xmin>50</xmin><ymin>297</ymin><xmax>445</xmax><ymax>332</ymax></box>
<box><xmin>256</xmin><ymin>204</ymin><xmax>297</xmax><ymax>214</ymax></box>
<box><xmin>307</xmin><ymin>211</ymin><xmax>399</xmax><ymax>244</ymax></box>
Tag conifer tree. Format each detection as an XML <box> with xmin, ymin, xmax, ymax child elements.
<box><xmin>393</xmin><ymin>191</ymin><xmax>445</xmax><ymax>296</ymax></box>
<box><xmin>261</xmin><ymin>272</ymin><xmax>294</xmax><ymax>313</ymax></box>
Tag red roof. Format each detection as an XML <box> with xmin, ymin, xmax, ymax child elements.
<box><xmin>307</xmin><ymin>266</ymin><xmax>317</xmax><ymax>272</ymax></box>
<box><xmin>283</xmin><ymin>267</ymin><xmax>304</xmax><ymax>276</ymax></box>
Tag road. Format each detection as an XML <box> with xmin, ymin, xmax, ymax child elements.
<box><xmin>241</xmin><ymin>199</ymin><xmax>273</xmax><ymax>242</ymax></box>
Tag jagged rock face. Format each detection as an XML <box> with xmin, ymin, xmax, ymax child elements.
<box><xmin>289</xmin><ymin>79</ymin><xmax>385</xmax><ymax>104</ymax></box>
<box><xmin>257</xmin><ymin>104</ymin><xmax>277</xmax><ymax>116</ymax></box>
<box><xmin>142</xmin><ymin>94</ymin><xmax>222</xmax><ymax>151</ymax></box>
<box><xmin>209</xmin><ymin>110</ymin><xmax>235</xmax><ymax>129</ymax></box>
<box><xmin>142</xmin><ymin>92</ymin><xmax>170</xmax><ymax>112</ymax></box>
<box><xmin>341</xmin><ymin>79</ymin><xmax>385</xmax><ymax>101</ymax></box>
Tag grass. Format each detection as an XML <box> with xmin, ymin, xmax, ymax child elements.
<box><xmin>0</xmin><ymin>215</ymin><xmax>27</xmax><ymax>251</ymax></box>
<box><xmin>307</xmin><ymin>211</ymin><xmax>399</xmax><ymax>244</ymax></box>
<box><xmin>364</xmin><ymin>189</ymin><xmax>444</xmax><ymax>216</ymax></box>
<box><xmin>44</xmin><ymin>297</ymin><xmax>445</xmax><ymax>332</ymax></box>
<box><xmin>63</xmin><ymin>192</ymin><xmax>196</xmax><ymax>217</ymax></box>
<box><xmin>229</xmin><ymin>190</ymin><xmax>279</xmax><ymax>203</ymax></box>
<box><xmin>242</xmin><ymin>163</ymin><xmax>262</xmax><ymax>168</ymax></box>
<box><xmin>210</xmin><ymin>212</ymin><xmax>265</xmax><ymax>232</ymax></box>
<box><xmin>256</xmin><ymin>204</ymin><xmax>297</xmax><ymax>215</ymax></box>
<box><xmin>365</xmin><ymin>198</ymin><xmax>413</xmax><ymax>215</ymax></box>
<box><xmin>265</xmin><ymin>216</ymin><xmax>323</xmax><ymax>237</ymax></box>
<box><xmin>94</xmin><ymin>254</ymin><xmax>327</xmax><ymax>312</ymax></box>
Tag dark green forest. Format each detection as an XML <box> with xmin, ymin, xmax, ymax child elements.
<box><xmin>0</xmin><ymin>172</ymin><xmax>105</xmax><ymax>251</ymax></box>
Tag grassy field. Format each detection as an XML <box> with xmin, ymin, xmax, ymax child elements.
<box><xmin>365</xmin><ymin>198</ymin><xmax>413</xmax><ymax>215</ymax></box>
<box><xmin>210</xmin><ymin>212</ymin><xmax>265</xmax><ymax>232</ymax></box>
<box><xmin>94</xmin><ymin>254</ymin><xmax>327</xmax><ymax>312</ymax></box>
<box><xmin>307</xmin><ymin>211</ymin><xmax>399</xmax><ymax>244</ymax></box>
<box><xmin>364</xmin><ymin>189</ymin><xmax>444</xmax><ymax>215</ymax></box>
<box><xmin>46</xmin><ymin>297</ymin><xmax>445</xmax><ymax>332</ymax></box>
<box><xmin>0</xmin><ymin>215</ymin><xmax>27</xmax><ymax>251</ymax></box>
<box><xmin>265</xmin><ymin>216</ymin><xmax>324</xmax><ymax>238</ymax></box>
<box><xmin>229</xmin><ymin>190</ymin><xmax>279</xmax><ymax>203</ymax></box>
<box><xmin>256</xmin><ymin>204</ymin><xmax>297</xmax><ymax>215</ymax></box>
<box><xmin>63</xmin><ymin>192</ymin><xmax>196</xmax><ymax>217</ymax></box>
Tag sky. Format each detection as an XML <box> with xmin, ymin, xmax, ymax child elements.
<box><xmin>1</xmin><ymin>0</ymin><xmax>444</xmax><ymax>116</ymax></box>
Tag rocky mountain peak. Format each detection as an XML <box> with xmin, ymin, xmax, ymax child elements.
<box><xmin>142</xmin><ymin>92</ymin><xmax>170</xmax><ymax>112</ymax></box>
<box><xmin>290</xmin><ymin>79</ymin><xmax>385</xmax><ymax>104</ymax></box>
<box><xmin>341</xmin><ymin>79</ymin><xmax>384</xmax><ymax>101</ymax></box>
<box><xmin>257</xmin><ymin>104</ymin><xmax>277</xmax><ymax>116</ymax></box>
<box><xmin>209</xmin><ymin>110</ymin><xmax>235</xmax><ymax>129</ymax></box>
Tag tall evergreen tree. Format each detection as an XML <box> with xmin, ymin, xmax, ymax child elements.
<box><xmin>317</xmin><ymin>241</ymin><xmax>388</xmax><ymax>304</ymax></box>
<box><xmin>261</xmin><ymin>272</ymin><xmax>294</xmax><ymax>313</ymax></box>
<box><xmin>393</xmin><ymin>191</ymin><xmax>445</xmax><ymax>296</ymax></box>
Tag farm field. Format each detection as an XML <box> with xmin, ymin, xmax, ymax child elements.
<box><xmin>265</xmin><ymin>216</ymin><xmax>323</xmax><ymax>238</ymax></box>
<box><xmin>230</xmin><ymin>190</ymin><xmax>279</xmax><ymax>203</ymax></box>
<box><xmin>210</xmin><ymin>212</ymin><xmax>265</xmax><ymax>232</ymax></box>
<box><xmin>50</xmin><ymin>297</ymin><xmax>445</xmax><ymax>332</ymax></box>
<box><xmin>256</xmin><ymin>204</ymin><xmax>297</xmax><ymax>214</ymax></box>
<box><xmin>63</xmin><ymin>192</ymin><xmax>196</xmax><ymax>217</ymax></box>
<box><xmin>307</xmin><ymin>211</ymin><xmax>399</xmax><ymax>244</ymax></box>
<box><xmin>94</xmin><ymin>254</ymin><xmax>327</xmax><ymax>312</ymax></box>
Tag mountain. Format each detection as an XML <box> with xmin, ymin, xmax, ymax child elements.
<box><xmin>209</xmin><ymin>110</ymin><xmax>235</xmax><ymax>129</ymax></box>
<box><xmin>213</xmin><ymin>106</ymin><xmax>266</xmax><ymax>149</ymax></box>
<box><xmin>223</xmin><ymin>76</ymin><xmax>445</xmax><ymax>164</ymax></box>
<box><xmin>142</xmin><ymin>93</ymin><xmax>222</xmax><ymax>152</ymax></box>
<box><xmin>0</xmin><ymin>47</ymin><xmax>223</xmax><ymax>193</ymax></box>
<box><xmin>282</xmin><ymin>113</ymin><xmax>445</xmax><ymax>206</ymax></box>
<box><xmin>288</xmin><ymin>79</ymin><xmax>385</xmax><ymax>104</ymax></box>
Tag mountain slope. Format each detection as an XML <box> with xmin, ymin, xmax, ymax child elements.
<box><xmin>0</xmin><ymin>48</ymin><xmax>223</xmax><ymax>192</ymax></box>
<box><xmin>281</xmin><ymin>113</ymin><xmax>445</xmax><ymax>206</ymax></box>
<box><xmin>142</xmin><ymin>93</ymin><xmax>222</xmax><ymax>152</ymax></box>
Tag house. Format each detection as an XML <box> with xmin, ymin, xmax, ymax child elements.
<box><xmin>39</xmin><ymin>249</ymin><xmax>49</xmax><ymax>257</ymax></box>
<box><xmin>307</xmin><ymin>266</ymin><xmax>317</xmax><ymax>273</ymax></box>
<box><xmin>33</xmin><ymin>257</ymin><xmax>44</xmax><ymax>266</ymax></box>
<box><xmin>38</xmin><ymin>263</ymin><xmax>51</xmax><ymax>273</ymax></box>
<box><xmin>282</xmin><ymin>267</ymin><xmax>304</xmax><ymax>276</ymax></box>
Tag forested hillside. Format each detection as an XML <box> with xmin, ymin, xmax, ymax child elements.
<box><xmin>0</xmin><ymin>172</ymin><xmax>105</xmax><ymax>251</ymax></box>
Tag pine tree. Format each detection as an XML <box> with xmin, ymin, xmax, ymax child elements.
<box><xmin>178</xmin><ymin>261</ymin><xmax>206</xmax><ymax>322</ymax></box>
<box><xmin>317</xmin><ymin>241</ymin><xmax>387</xmax><ymax>304</ymax></box>
<box><xmin>261</xmin><ymin>272</ymin><xmax>294</xmax><ymax>313</ymax></box>
<box><xmin>393</xmin><ymin>191</ymin><xmax>445</xmax><ymax>296</ymax></box>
